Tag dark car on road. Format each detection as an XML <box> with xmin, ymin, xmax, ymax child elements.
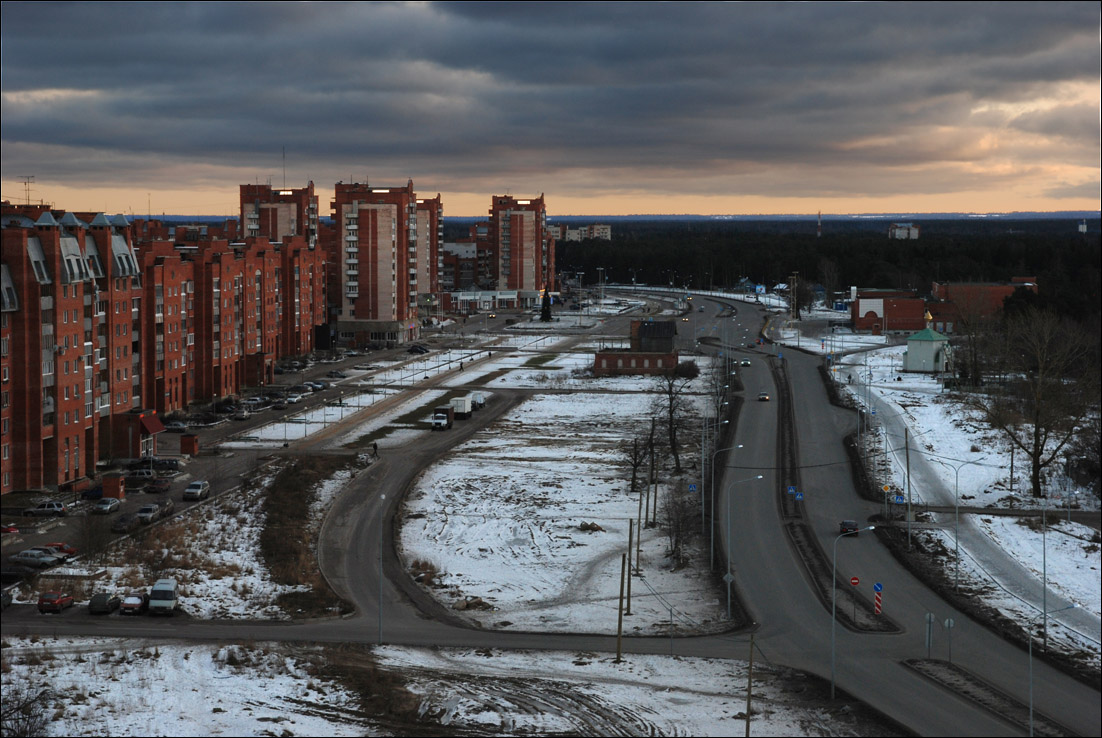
<box><xmin>111</xmin><ymin>514</ymin><xmax>140</xmax><ymax>534</ymax></box>
<box><xmin>839</xmin><ymin>520</ymin><xmax>860</xmax><ymax>535</ymax></box>
<box><xmin>145</xmin><ymin>479</ymin><xmax>172</xmax><ymax>494</ymax></box>
<box><xmin>89</xmin><ymin>592</ymin><xmax>121</xmax><ymax>614</ymax></box>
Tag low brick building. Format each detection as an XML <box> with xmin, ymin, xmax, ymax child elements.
<box><xmin>851</xmin><ymin>290</ymin><xmax>927</xmax><ymax>334</ymax></box>
<box><xmin>593</xmin><ymin>320</ymin><xmax>678</xmax><ymax>376</ymax></box>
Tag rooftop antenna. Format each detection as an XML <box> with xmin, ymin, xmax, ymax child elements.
<box><xmin>18</xmin><ymin>176</ymin><xmax>34</xmax><ymax>205</ymax></box>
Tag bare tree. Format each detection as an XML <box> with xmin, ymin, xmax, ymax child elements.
<box><xmin>662</xmin><ymin>485</ymin><xmax>696</xmax><ymax>568</ymax></box>
<box><xmin>0</xmin><ymin>683</ymin><xmax>52</xmax><ymax>737</ymax></box>
<box><xmin>948</xmin><ymin>289</ymin><xmax>996</xmax><ymax>388</ymax></box>
<box><xmin>621</xmin><ymin>436</ymin><xmax>650</xmax><ymax>496</ymax></box>
<box><xmin>652</xmin><ymin>363</ymin><xmax>696</xmax><ymax>474</ymax></box>
<box><xmin>792</xmin><ymin>276</ymin><xmax>817</xmax><ymax>318</ymax></box>
<box><xmin>964</xmin><ymin>307</ymin><xmax>1101</xmax><ymax>497</ymax></box>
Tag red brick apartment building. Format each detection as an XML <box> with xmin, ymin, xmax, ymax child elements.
<box><xmin>0</xmin><ymin>201</ymin><xmax>326</xmax><ymax>495</ymax></box>
<box><xmin>488</xmin><ymin>195</ymin><xmax>555</xmax><ymax>293</ymax></box>
<box><xmin>326</xmin><ymin>180</ymin><xmax>432</xmax><ymax>347</ymax></box>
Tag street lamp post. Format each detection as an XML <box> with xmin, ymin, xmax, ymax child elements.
<box><xmin>832</xmin><ymin>524</ymin><xmax>875</xmax><ymax>699</ymax></box>
<box><xmin>1028</xmin><ymin>604</ymin><xmax>1077</xmax><ymax>736</ymax></box>
<box><xmin>709</xmin><ymin>443</ymin><xmax>743</xmax><ymax>567</ymax></box>
<box><xmin>930</xmin><ymin>455</ymin><xmax>987</xmax><ymax>591</ymax></box>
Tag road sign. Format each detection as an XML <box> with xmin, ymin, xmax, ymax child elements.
<box><xmin>795</xmin><ymin>492</ymin><xmax>803</xmax><ymax>501</ymax></box>
<box><xmin>882</xmin><ymin>485</ymin><xmax>891</xmax><ymax>492</ymax></box>
<box><xmin>849</xmin><ymin>576</ymin><xmax>859</xmax><ymax>586</ymax></box>
<box><xmin>688</xmin><ymin>484</ymin><xmax>697</xmax><ymax>492</ymax></box>
<box><xmin>873</xmin><ymin>582</ymin><xmax>883</xmax><ymax>592</ymax></box>
<box><xmin>787</xmin><ymin>485</ymin><xmax>796</xmax><ymax>495</ymax></box>
<box><xmin>895</xmin><ymin>495</ymin><xmax>904</xmax><ymax>504</ymax></box>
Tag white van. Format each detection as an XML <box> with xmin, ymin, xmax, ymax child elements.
<box><xmin>148</xmin><ymin>578</ymin><xmax>180</xmax><ymax>615</ymax></box>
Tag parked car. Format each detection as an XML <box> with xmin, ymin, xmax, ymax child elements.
<box><xmin>37</xmin><ymin>591</ymin><xmax>74</xmax><ymax>613</ymax></box>
<box><xmin>157</xmin><ymin>499</ymin><xmax>175</xmax><ymax>519</ymax></box>
<box><xmin>120</xmin><ymin>592</ymin><xmax>149</xmax><ymax>615</ymax></box>
<box><xmin>758</xmin><ymin>391</ymin><xmax>770</xmax><ymax>402</ymax></box>
<box><xmin>151</xmin><ymin>458</ymin><xmax>180</xmax><ymax>472</ymax></box>
<box><xmin>183</xmin><ymin>481</ymin><xmax>211</xmax><ymax>501</ymax></box>
<box><xmin>271</xmin><ymin>401</ymin><xmax>287</xmax><ymax>410</ymax></box>
<box><xmin>93</xmin><ymin>498</ymin><xmax>121</xmax><ymax>515</ymax></box>
<box><xmin>23</xmin><ymin>501</ymin><xmax>68</xmax><ymax>517</ymax></box>
<box><xmin>839</xmin><ymin>520</ymin><xmax>860</xmax><ymax>535</ymax></box>
<box><xmin>88</xmin><ymin>592</ymin><xmax>121</xmax><ymax>614</ymax></box>
<box><xmin>326</xmin><ymin>370</ymin><xmax>348</xmax><ymax>379</ymax></box>
<box><xmin>80</xmin><ymin>485</ymin><xmax>105</xmax><ymax>500</ymax></box>
<box><xmin>165</xmin><ymin>421</ymin><xmax>188</xmax><ymax>433</ymax></box>
<box><xmin>136</xmin><ymin>504</ymin><xmax>161</xmax><ymax>525</ymax></box>
<box><xmin>111</xmin><ymin>514</ymin><xmax>140</xmax><ymax>534</ymax></box>
<box><xmin>10</xmin><ymin>549</ymin><xmax>63</xmax><ymax>568</ymax></box>
<box><xmin>144</xmin><ymin>479</ymin><xmax>170</xmax><ymax>494</ymax></box>
<box><xmin>407</xmin><ymin>344</ymin><xmax>430</xmax><ymax>354</ymax></box>
<box><xmin>232</xmin><ymin>408</ymin><xmax>251</xmax><ymax>421</ymax></box>
<box><xmin>1</xmin><ymin>523</ymin><xmax>19</xmax><ymax>534</ymax></box>
<box><xmin>123</xmin><ymin>473</ymin><xmax>149</xmax><ymax>491</ymax></box>
<box><xmin>28</xmin><ymin>545</ymin><xmax>72</xmax><ymax>562</ymax></box>
<box><xmin>42</xmin><ymin>542</ymin><xmax>78</xmax><ymax>560</ymax></box>
<box><xmin>285</xmin><ymin>394</ymin><xmax>303</xmax><ymax>404</ymax></box>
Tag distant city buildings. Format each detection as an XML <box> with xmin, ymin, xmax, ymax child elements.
<box><xmin>889</xmin><ymin>222</ymin><xmax>920</xmax><ymax>239</ymax></box>
<box><xmin>548</xmin><ymin>223</ymin><xmax>612</xmax><ymax>241</ymax></box>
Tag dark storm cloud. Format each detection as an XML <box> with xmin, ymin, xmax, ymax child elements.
<box><xmin>1</xmin><ymin>1</ymin><xmax>1098</xmax><ymax>204</ymax></box>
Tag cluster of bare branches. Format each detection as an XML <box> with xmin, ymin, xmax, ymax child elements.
<box><xmin>961</xmin><ymin>306</ymin><xmax>1100</xmax><ymax>498</ymax></box>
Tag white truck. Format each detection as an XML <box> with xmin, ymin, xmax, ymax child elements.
<box><xmin>450</xmin><ymin>395</ymin><xmax>473</xmax><ymax>420</ymax></box>
<box><xmin>471</xmin><ymin>391</ymin><xmax>486</xmax><ymax>410</ymax></box>
<box><xmin>432</xmin><ymin>406</ymin><xmax>454</xmax><ymax>430</ymax></box>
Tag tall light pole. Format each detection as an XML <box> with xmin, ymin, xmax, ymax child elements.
<box><xmin>725</xmin><ymin>474</ymin><xmax>763</xmax><ymax>618</ymax></box>
<box><xmin>709</xmin><ymin>444</ymin><xmax>743</xmax><ymax>566</ymax></box>
<box><xmin>832</xmin><ymin>524</ymin><xmax>875</xmax><ymax>699</ymax></box>
<box><xmin>1029</xmin><ymin>604</ymin><xmax>1077</xmax><ymax>736</ymax></box>
<box><xmin>929</xmin><ymin>454</ymin><xmax>987</xmax><ymax>591</ymax></box>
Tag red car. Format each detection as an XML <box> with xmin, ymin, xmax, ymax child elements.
<box><xmin>38</xmin><ymin>591</ymin><xmax>74</xmax><ymax>613</ymax></box>
<box><xmin>120</xmin><ymin>592</ymin><xmax>149</xmax><ymax>615</ymax></box>
<box><xmin>45</xmin><ymin>542</ymin><xmax>78</xmax><ymax>557</ymax></box>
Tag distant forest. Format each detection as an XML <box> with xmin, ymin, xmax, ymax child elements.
<box><xmin>551</xmin><ymin>219</ymin><xmax>1102</xmax><ymax>327</ymax></box>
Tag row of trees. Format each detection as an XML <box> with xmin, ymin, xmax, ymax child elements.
<box><xmin>620</xmin><ymin>359</ymin><xmax>727</xmax><ymax>566</ymax></box>
<box><xmin>559</xmin><ymin>220</ymin><xmax>1101</xmax><ymax>326</ymax></box>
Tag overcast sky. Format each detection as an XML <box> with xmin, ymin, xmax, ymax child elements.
<box><xmin>1</xmin><ymin>1</ymin><xmax>1098</xmax><ymax>217</ymax></box>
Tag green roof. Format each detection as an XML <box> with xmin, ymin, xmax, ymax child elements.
<box><xmin>908</xmin><ymin>327</ymin><xmax>948</xmax><ymax>342</ymax></box>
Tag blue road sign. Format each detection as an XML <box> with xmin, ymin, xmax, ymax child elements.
<box><xmin>787</xmin><ymin>486</ymin><xmax>796</xmax><ymax>495</ymax></box>
<box><xmin>689</xmin><ymin>484</ymin><xmax>697</xmax><ymax>492</ymax></box>
<box><xmin>795</xmin><ymin>492</ymin><xmax>803</xmax><ymax>501</ymax></box>
<box><xmin>874</xmin><ymin>582</ymin><xmax>883</xmax><ymax>592</ymax></box>
<box><xmin>895</xmin><ymin>495</ymin><xmax>904</xmax><ymax>504</ymax></box>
